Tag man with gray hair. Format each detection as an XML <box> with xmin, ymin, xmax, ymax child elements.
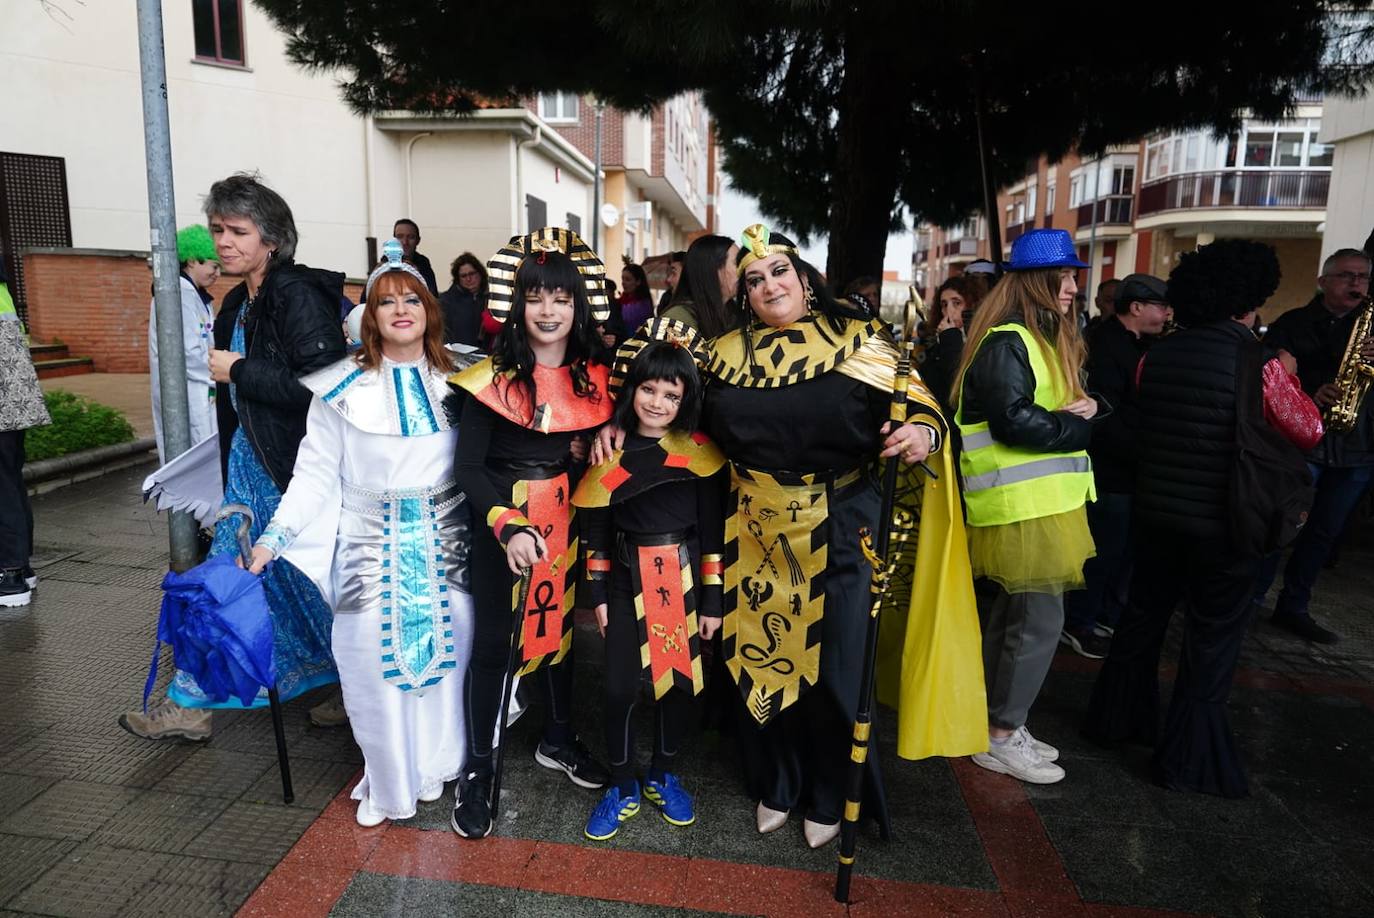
<box><xmin>1256</xmin><ymin>247</ymin><xmax>1374</xmax><ymax>644</ymax></box>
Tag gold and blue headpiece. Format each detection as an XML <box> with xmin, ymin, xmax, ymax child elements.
<box><xmin>735</xmin><ymin>223</ymin><xmax>799</xmax><ymax>277</ymax></box>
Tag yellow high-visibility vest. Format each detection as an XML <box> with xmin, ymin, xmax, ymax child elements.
<box><xmin>956</xmin><ymin>322</ymin><xmax>1095</xmax><ymax>527</ymax></box>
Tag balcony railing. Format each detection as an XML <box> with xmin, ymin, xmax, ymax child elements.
<box><xmin>1005</xmin><ymin>220</ymin><xmax>1031</xmax><ymax>243</ymax></box>
<box><xmin>1075</xmin><ymin>194</ymin><xmax>1134</xmax><ymax>227</ymax></box>
<box><xmin>941</xmin><ymin>237</ymin><xmax>979</xmax><ymax>258</ymax></box>
<box><xmin>1137</xmin><ymin>170</ymin><xmax>1329</xmax><ymax>216</ymax></box>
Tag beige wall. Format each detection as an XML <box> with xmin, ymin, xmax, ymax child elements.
<box><xmin>3</xmin><ymin>2</ymin><xmax>375</xmax><ymax>276</ymax></box>
<box><xmin>403</xmin><ymin>132</ymin><xmax>518</xmax><ymax>282</ymax></box>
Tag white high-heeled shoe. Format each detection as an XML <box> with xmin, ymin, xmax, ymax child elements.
<box><xmin>803</xmin><ymin>818</ymin><xmax>840</xmax><ymax>849</ymax></box>
<box><xmin>756</xmin><ymin>802</ymin><xmax>788</xmax><ymax>833</ymax></box>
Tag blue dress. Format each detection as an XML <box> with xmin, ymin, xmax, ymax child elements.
<box><xmin>168</xmin><ymin>308</ymin><xmax>338</xmax><ymax>708</ymax></box>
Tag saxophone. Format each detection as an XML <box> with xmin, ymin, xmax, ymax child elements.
<box><xmin>1324</xmin><ymin>297</ymin><xmax>1374</xmax><ymax>433</ymax></box>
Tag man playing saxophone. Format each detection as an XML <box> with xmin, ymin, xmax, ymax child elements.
<box><xmin>1255</xmin><ymin>247</ymin><xmax>1374</xmax><ymax>644</ymax></box>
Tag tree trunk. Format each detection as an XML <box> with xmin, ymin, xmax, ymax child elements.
<box><xmin>824</xmin><ymin>19</ymin><xmax>906</xmax><ymax>290</ymax></box>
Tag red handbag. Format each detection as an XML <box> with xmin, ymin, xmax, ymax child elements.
<box><xmin>1261</xmin><ymin>358</ymin><xmax>1324</xmax><ymax>451</ymax></box>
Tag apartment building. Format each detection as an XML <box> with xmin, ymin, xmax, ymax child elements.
<box><xmin>914</xmin><ymin>101</ymin><xmax>1331</xmax><ymax>319</ymax></box>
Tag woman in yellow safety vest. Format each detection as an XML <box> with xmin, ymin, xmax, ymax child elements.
<box><xmin>950</xmin><ymin>228</ymin><xmax>1102</xmax><ymax>785</ymax></box>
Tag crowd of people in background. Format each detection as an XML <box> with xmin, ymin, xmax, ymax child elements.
<box><xmin>94</xmin><ymin>168</ymin><xmax>1373</xmax><ymax>867</ymax></box>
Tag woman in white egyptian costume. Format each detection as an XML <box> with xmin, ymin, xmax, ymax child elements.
<box><xmin>248</xmin><ymin>243</ymin><xmax>476</xmax><ymax>826</ymax></box>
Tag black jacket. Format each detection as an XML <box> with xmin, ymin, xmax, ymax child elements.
<box><xmin>1264</xmin><ymin>294</ymin><xmax>1374</xmax><ymax>466</ymax></box>
<box><xmin>1085</xmin><ymin>317</ymin><xmax>1151</xmax><ymax>493</ymax></box>
<box><xmin>213</xmin><ymin>262</ymin><xmax>347</xmax><ymax>491</ymax></box>
<box><xmin>438</xmin><ymin>285</ymin><xmax>484</xmax><ymax>348</ymax></box>
<box><xmin>1134</xmin><ymin>320</ymin><xmax>1251</xmax><ymax>540</ymax></box>
<box><xmin>919</xmin><ymin>327</ymin><xmax>965</xmax><ymax>412</ymax></box>
<box><xmin>410</xmin><ymin>251</ymin><xmax>439</xmax><ymax>296</ymax></box>
<box><xmin>959</xmin><ymin>321</ymin><xmax>1097</xmax><ymax>453</ymax></box>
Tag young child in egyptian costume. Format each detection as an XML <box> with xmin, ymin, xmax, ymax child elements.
<box><xmin>246</xmin><ymin>242</ymin><xmax>475</xmax><ymax>827</ymax></box>
<box><xmin>704</xmin><ymin>224</ymin><xmax>986</xmax><ymax>849</ymax></box>
<box><xmin>447</xmin><ymin>228</ymin><xmax>615</xmax><ymax>840</ymax></box>
<box><xmin>573</xmin><ymin>322</ymin><xmax>728</xmax><ymax>840</ymax></box>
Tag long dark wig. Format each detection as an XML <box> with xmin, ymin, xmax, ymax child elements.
<box><xmin>612</xmin><ymin>340</ymin><xmax>702</xmax><ymax>435</ymax></box>
<box><xmin>490</xmin><ymin>250</ymin><xmax>606</xmax><ymax>420</ymax></box>
<box><xmin>671</xmin><ymin>234</ymin><xmax>736</xmax><ymax>339</ymax></box>
<box><xmin>733</xmin><ymin>232</ymin><xmax>867</xmax><ymax>366</ymax></box>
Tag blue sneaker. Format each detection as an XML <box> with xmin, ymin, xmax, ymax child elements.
<box><xmin>584</xmin><ymin>784</ymin><xmax>640</xmax><ymax>840</ymax></box>
<box><xmin>643</xmin><ymin>773</ymin><xmax>695</xmax><ymax>827</ymax></box>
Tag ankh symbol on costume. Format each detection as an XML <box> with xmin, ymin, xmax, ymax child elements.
<box><xmin>653</xmin><ymin>556</ymin><xmax>665</xmax><ymax>575</ymax></box>
<box><xmin>528</xmin><ymin>580</ymin><xmax>558</xmax><ymax>638</ymax></box>
<box><xmin>785</xmin><ymin>500</ymin><xmax>803</xmax><ymax>522</ymax></box>
<box><xmin>656</xmin><ymin>585</ymin><xmax>673</xmax><ymax>607</ymax></box>
<box><xmin>650</xmin><ymin>622</ymin><xmax>687</xmax><ymax>653</ymax></box>
<box><xmin>742</xmin><ymin>576</ymin><xmax>773</xmax><ymax>611</ymax></box>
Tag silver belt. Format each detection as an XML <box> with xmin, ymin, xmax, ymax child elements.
<box><xmin>340</xmin><ymin>479</ymin><xmax>464</xmax><ymax>518</ymax></box>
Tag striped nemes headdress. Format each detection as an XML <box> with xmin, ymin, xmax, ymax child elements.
<box><xmin>609</xmin><ymin>317</ymin><xmax>710</xmax><ymax>397</ymax></box>
<box><xmin>486</xmin><ymin>226</ymin><xmax>610</xmax><ymax>325</ymax></box>
<box><xmin>735</xmin><ymin>223</ymin><xmax>799</xmax><ymax>277</ymax></box>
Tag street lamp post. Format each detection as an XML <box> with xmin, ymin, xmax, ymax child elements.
<box><xmin>590</xmin><ymin>96</ymin><xmax>606</xmax><ymax>254</ymax></box>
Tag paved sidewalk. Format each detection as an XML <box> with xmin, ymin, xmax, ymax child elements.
<box><xmin>2</xmin><ymin>463</ymin><xmax>1372</xmax><ymax>917</ymax></box>
<box><xmin>41</xmin><ymin>374</ymin><xmax>155</xmax><ymax>439</ymax></box>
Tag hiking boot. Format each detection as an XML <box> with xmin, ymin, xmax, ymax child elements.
<box><xmin>309</xmin><ymin>689</ymin><xmax>349</xmax><ymax>727</ymax></box>
<box><xmin>584</xmin><ymin>784</ymin><xmax>641</xmax><ymax>841</ymax></box>
<box><xmin>643</xmin><ymin>773</ymin><xmax>695</xmax><ymax>827</ymax></box>
<box><xmin>0</xmin><ymin>569</ymin><xmax>31</xmax><ymax>608</ymax></box>
<box><xmin>1017</xmin><ymin>725</ymin><xmax>1059</xmax><ymax>763</ymax></box>
<box><xmin>972</xmin><ymin>730</ymin><xmax>1065</xmax><ymax>784</ymax></box>
<box><xmin>534</xmin><ymin>737</ymin><xmax>611</xmax><ymax>789</ymax></box>
<box><xmin>118</xmin><ymin>698</ymin><xmax>212</xmax><ymax>742</ymax></box>
<box><xmin>451</xmin><ymin>769</ymin><xmax>493</xmax><ymax>839</ymax></box>
<box><xmin>1059</xmin><ymin>626</ymin><xmax>1111</xmax><ymax>660</ymax></box>
<box><xmin>1271</xmin><ymin>611</ymin><xmax>1339</xmax><ymax>645</ymax></box>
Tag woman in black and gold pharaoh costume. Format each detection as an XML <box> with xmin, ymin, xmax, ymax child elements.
<box><xmin>447</xmin><ymin>228</ymin><xmax>615</xmax><ymax>840</ymax></box>
<box><xmin>704</xmin><ymin>225</ymin><xmax>984</xmax><ymax>849</ymax></box>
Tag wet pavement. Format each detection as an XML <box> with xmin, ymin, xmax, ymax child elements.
<box><xmin>2</xmin><ymin>462</ymin><xmax>1372</xmax><ymax>917</ymax></box>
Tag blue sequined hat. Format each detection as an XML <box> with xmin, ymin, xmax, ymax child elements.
<box><xmin>1003</xmin><ymin>228</ymin><xmax>1088</xmax><ymax>271</ymax></box>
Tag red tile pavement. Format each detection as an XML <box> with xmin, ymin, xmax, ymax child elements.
<box><xmin>237</xmin><ymin>863</ymin><xmax>356</xmax><ymax>918</ymax></box>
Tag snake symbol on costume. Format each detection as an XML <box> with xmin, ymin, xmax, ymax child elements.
<box><xmin>651</xmin><ymin>622</ymin><xmax>686</xmax><ymax>653</ymax></box>
<box><xmin>742</xmin><ymin>576</ymin><xmax>773</xmax><ymax>611</ymax></box>
<box><xmin>739</xmin><ymin>612</ymin><xmax>796</xmax><ymax>674</ymax></box>
<box><xmin>785</xmin><ymin>500</ymin><xmax>802</xmax><ymax>522</ymax></box>
<box><xmin>528</xmin><ymin>580</ymin><xmax>558</xmax><ymax>638</ymax></box>
<box><xmin>656</xmin><ymin>585</ymin><xmax>672</xmax><ymax>607</ymax></box>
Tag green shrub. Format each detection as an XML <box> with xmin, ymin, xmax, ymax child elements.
<box><xmin>24</xmin><ymin>390</ymin><xmax>136</xmax><ymax>462</ymax></box>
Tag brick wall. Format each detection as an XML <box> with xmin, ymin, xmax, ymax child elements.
<box><xmin>529</xmin><ymin>100</ymin><xmax>626</xmax><ymax>166</ymax></box>
<box><xmin>24</xmin><ymin>249</ymin><xmax>154</xmax><ymax>373</ymax></box>
<box><xmin>24</xmin><ymin>248</ymin><xmax>365</xmax><ymax>373</ymax></box>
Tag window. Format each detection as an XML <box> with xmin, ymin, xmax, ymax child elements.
<box><xmin>1111</xmin><ymin>166</ymin><xmax>1134</xmax><ymax>195</ymax></box>
<box><xmin>525</xmin><ymin>194</ymin><xmax>547</xmax><ymax>230</ymax></box>
<box><xmin>566</xmin><ymin>212</ymin><xmax>581</xmax><ymax>235</ymax></box>
<box><xmin>1308</xmin><ymin>134</ymin><xmax>1334</xmax><ymax>167</ymax></box>
<box><xmin>538</xmin><ymin>93</ymin><xmax>579</xmax><ymax>122</ymax></box>
<box><xmin>1276</xmin><ymin>131</ymin><xmax>1306</xmax><ymax>167</ymax></box>
<box><xmin>1044</xmin><ymin>181</ymin><xmax>1056</xmax><ymax>215</ymax></box>
<box><xmin>1244</xmin><ymin>131</ymin><xmax>1275</xmax><ymax>167</ymax></box>
<box><xmin>193</xmin><ymin>0</ymin><xmax>245</xmax><ymax>65</ymax></box>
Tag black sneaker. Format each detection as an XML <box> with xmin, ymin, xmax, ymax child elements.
<box><xmin>21</xmin><ymin>566</ymin><xmax>36</xmax><ymax>590</ymax></box>
<box><xmin>0</xmin><ymin>569</ymin><xmax>31</xmax><ymax>608</ymax></box>
<box><xmin>1059</xmin><ymin>626</ymin><xmax>1110</xmax><ymax>660</ymax></box>
<box><xmin>1271</xmin><ymin>611</ymin><xmax>1340</xmax><ymax>645</ymax></box>
<box><xmin>451</xmin><ymin>770</ymin><xmax>493</xmax><ymax>839</ymax></box>
<box><xmin>534</xmin><ymin>737</ymin><xmax>611</xmax><ymax>789</ymax></box>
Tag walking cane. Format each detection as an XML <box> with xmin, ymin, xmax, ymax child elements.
<box><xmin>834</xmin><ymin>343</ymin><xmax>923</xmax><ymax>902</ymax></box>
<box><xmin>217</xmin><ymin>504</ymin><xmax>295</xmax><ymax>805</ymax></box>
<box><xmin>489</xmin><ymin>564</ymin><xmax>535</xmax><ymax>822</ymax></box>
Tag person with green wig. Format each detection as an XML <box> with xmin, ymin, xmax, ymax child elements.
<box><xmin>149</xmin><ymin>224</ymin><xmax>221</xmax><ymax>462</ymax></box>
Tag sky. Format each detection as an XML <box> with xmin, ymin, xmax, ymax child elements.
<box><xmin>715</xmin><ymin>179</ymin><xmax>917</xmax><ymax>282</ymax></box>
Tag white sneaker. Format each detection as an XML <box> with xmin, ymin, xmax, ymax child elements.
<box><xmin>1018</xmin><ymin>726</ymin><xmax>1059</xmax><ymax>762</ymax></box>
<box><xmin>972</xmin><ymin>730</ymin><xmax>1065</xmax><ymax>784</ymax></box>
<box><xmin>355</xmin><ymin>796</ymin><xmax>387</xmax><ymax>827</ymax></box>
<box><xmin>419</xmin><ymin>783</ymin><xmax>446</xmax><ymax>803</ymax></box>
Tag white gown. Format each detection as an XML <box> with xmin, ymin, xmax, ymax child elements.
<box><xmin>258</xmin><ymin>354</ymin><xmax>473</xmax><ymax>820</ymax></box>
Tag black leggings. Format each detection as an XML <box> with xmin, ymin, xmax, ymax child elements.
<box><xmin>463</xmin><ymin>525</ymin><xmax>575</xmax><ymax>776</ymax></box>
<box><xmin>603</xmin><ymin>573</ymin><xmax>692</xmax><ymax>784</ymax></box>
